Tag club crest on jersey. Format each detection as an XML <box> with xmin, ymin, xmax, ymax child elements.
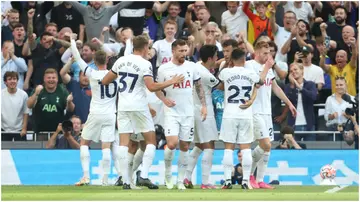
<box><xmin>173</xmin><ymin>80</ymin><xmax>191</xmax><ymax>89</ymax></box>
<box><xmin>186</xmin><ymin>71</ymin><xmax>191</xmax><ymax>78</ymax></box>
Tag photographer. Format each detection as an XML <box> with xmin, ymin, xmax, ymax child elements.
<box><xmin>46</xmin><ymin>116</ymin><xmax>81</xmax><ymax>149</ymax></box>
<box><xmin>340</xmin><ymin>94</ymin><xmax>359</xmax><ymax>149</ymax></box>
<box><xmin>276</xmin><ymin>126</ymin><xmax>306</xmax><ymax>149</ymax></box>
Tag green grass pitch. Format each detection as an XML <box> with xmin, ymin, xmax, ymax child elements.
<box><xmin>1</xmin><ymin>185</ymin><xmax>359</xmax><ymax>201</ymax></box>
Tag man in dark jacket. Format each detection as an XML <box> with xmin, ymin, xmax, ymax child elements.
<box><xmin>285</xmin><ymin>63</ymin><xmax>318</xmax><ymax>141</ymax></box>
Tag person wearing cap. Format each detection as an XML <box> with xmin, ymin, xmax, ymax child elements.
<box><xmin>294</xmin><ymin>45</ymin><xmax>325</xmax><ymax>91</ymax></box>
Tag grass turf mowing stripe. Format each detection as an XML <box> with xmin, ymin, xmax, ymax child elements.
<box><xmin>325</xmin><ymin>185</ymin><xmax>349</xmax><ymax>193</ymax></box>
<box><xmin>1</xmin><ymin>186</ymin><xmax>359</xmax><ymax>201</ymax></box>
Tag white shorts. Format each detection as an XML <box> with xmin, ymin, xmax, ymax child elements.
<box><xmin>194</xmin><ymin>115</ymin><xmax>218</xmax><ymax>144</ymax></box>
<box><xmin>164</xmin><ymin>116</ymin><xmax>194</xmax><ymax>142</ymax></box>
<box><xmin>130</xmin><ymin>133</ymin><xmax>144</xmax><ymax>142</ymax></box>
<box><xmin>253</xmin><ymin>114</ymin><xmax>274</xmax><ymax>141</ymax></box>
<box><xmin>219</xmin><ymin>118</ymin><xmax>254</xmax><ymax>144</ymax></box>
<box><xmin>117</xmin><ymin>110</ymin><xmax>155</xmax><ymax>134</ymax></box>
<box><xmin>82</xmin><ymin>113</ymin><xmax>116</xmax><ymax>143</ymax></box>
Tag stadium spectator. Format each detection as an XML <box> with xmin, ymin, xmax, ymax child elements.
<box><xmin>221</xmin><ymin>1</ymin><xmax>248</xmax><ymax>40</ymax></box>
<box><xmin>144</xmin><ymin>7</ymin><xmax>162</xmax><ymax>41</ymax></box>
<box><xmin>282</xmin><ymin>2</ymin><xmax>314</xmax><ymax>24</ymax></box>
<box><xmin>282</xmin><ymin>19</ymin><xmax>320</xmax><ymax>66</ymax></box>
<box><xmin>46</xmin><ymin>116</ymin><xmax>82</xmax><ymax>149</ymax></box>
<box><xmin>323</xmin><ymin>6</ymin><xmax>348</xmax><ymax>43</ymax></box>
<box><xmin>185</xmin><ymin>3</ymin><xmax>211</xmax><ymax>46</ymax></box>
<box><xmin>285</xmin><ymin>63</ymin><xmax>318</xmax><ymax>141</ymax></box>
<box><xmin>150</xmin><ymin>20</ymin><xmax>177</xmax><ymax>71</ymax></box>
<box><xmin>1</xmin><ymin>1</ymin><xmax>12</xmax><ymax>26</ymax></box>
<box><xmin>69</xmin><ymin>1</ymin><xmax>132</xmax><ymax>43</ymax></box>
<box><xmin>27</xmin><ymin>68</ymin><xmax>75</xmax><ymax>141</ymax></box>
<box><xmin>294</xmin><ymin>46</ymin><xmax>325</xmax><ymax>91</ymax></box>
<box><xmin>1</xmin><ymin>41</ymin><xmax>27</xmax><ymax>90</ymax></box>
<box><xmin>1</xmin><ymin>71</ymin><xmax>29</xmax><ymax>141</ymax></box>
<box><xmin>269</xmin><ymin>6</ymin><xmax>297</xmax><ymax>63</ymax></box>
<box><xmin>114</xmin><ymin>1</ymin><xmax>169</xmax><ymax>37</ymax></box>
<box><xmin>242</xmin><ymin>1</ymin><xmax>272</xmax><ymax>41</ymax></box>
<box><xmin>324</xmin><ymin>77</ymin><xmax>353</xmax><ymax>132</ymax></box>
<box><xmin>50</xmin><ymin>2</ymin><xmax>85</xmax><ymax>42</ymax></box>
<box><xmin>60</xmin><ymin>58</ymin><xmax>91</xmax><ymax>123</ymax></box>
<box><xmin>315</xmin><ymin>2</ymin><xmax>341</xmax><ymax>23</ymax></box>
<box><xmin>14</xmin><ymin>1</ymin><xmax>54</xmax><ymax>37</ymax></box>
<box><xmin>1</xmin><ymin>9</ymin><xmax>20</xmax><ymax>44</ymax></box>
<box><xmin>190</xmin><ymin>1</ymin><xmax>216</xmax><ymax>23</ymax></box>
<box><xmin>319</xmin><ymin>38</ymin><xmax>358</xmax><ymax>96</ymax></box>
<box><xmin>342</xmin><ymin>113</ymin><xmax>359</xmax><ymax>149</ymax></box>
<box><xmin>11</xmin><ymin>23</ymin><xmax>26</xmax><ymax>59</ymax></box>
<box><xmin>157</xmin><ymin>2</ymin><xmax>185</xmax><ymax>40</ymax></box>
<box><xmin>276</xmin><ymin>126</ymin><xmax>306</xmax><ymax>149</ymax></box>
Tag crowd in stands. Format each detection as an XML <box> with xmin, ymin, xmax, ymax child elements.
<box><xmin>1</xmin><ymin>1</ymin><xmax>359</xmax><ymax>147</ymax></box>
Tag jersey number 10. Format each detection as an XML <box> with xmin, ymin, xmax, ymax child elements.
<box><xmin>98</xmin><ymin>81</ymin><xmax>117</xmax><ymax>99</ymax></box>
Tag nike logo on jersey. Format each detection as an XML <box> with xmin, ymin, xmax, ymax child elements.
<box><xmin>41</xmin><ymin>97</ymin><xmax>46</xmax><ymax>100</ymax></box>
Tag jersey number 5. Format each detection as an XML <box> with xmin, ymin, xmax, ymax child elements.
<box><xmin>227</xmin><ymin>85</ymin><xmax>251</xmax><ymax>104</ymax></box>
<box><xmin>98</xmin><ymin>81</ymin><xmax>118</xmax><ymax>99</ymax></box>
<box><xmin>118</xmin><ymin>72</ymin><xmax>139</xmax><ymax>93</ymax></box>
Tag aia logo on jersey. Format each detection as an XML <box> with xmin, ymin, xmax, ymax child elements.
<box><xmin>161</xmin><ymin>57</ymin><xmax>172</xmax><ymax>64</ymax></box>
<box><xmin>173</xmin><ymin>80</ymin><xmax>191</xmax><ymax>89</ymax></box>
<box><xmin>264</xmin><ymin>78</ymin><xmax>272</xmax><ymax>86</ymax></box>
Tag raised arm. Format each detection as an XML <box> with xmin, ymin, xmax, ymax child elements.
<box><xmin>60</xmin><ymin>58</ymin><xmax>74</xmax><ymax>85</ymax></box>
<box><xmin>349</xmin><ymin>37</ymin><xmax>358</xmax><ymax>68</ymax></box>
<box><xmin>269</xmin><ymin>5</ymin><xmax>278</xmax><ymax>35</ymax></box>
<box><xmin>319</xmin><ymin>48</ymin><xmax>330</xmax><ymax>73</ymax></box>
<box><xmin>281</xmin><ymin>26</ymin><xmax>296</xmax><ymax>54</ymax></box>
<box><xmin>70</xmin><ymin>38</ymin><xmax>87</xmax><ymax>72</ymax></box>
<box><xmin>68</xmin><ymin>2</ymin><xmax>87</xmax><ymax>15</ymax></box>
<box><xmin>153</xmin><ymin>1</ymin><xmax>170</xmax><ymax>13</ymax></box>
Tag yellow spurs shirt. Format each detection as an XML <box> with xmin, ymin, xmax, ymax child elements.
<box><xmin>328</xmin><ymin>63</ymin><xmax>357</xmax><ymax>96</ymax></box>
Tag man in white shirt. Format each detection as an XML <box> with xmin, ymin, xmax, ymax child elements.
<box><xmin>156</xmin><ymin>39</ymin><xmax>207</xmax><ymax>190</ymax></box>
<box><xmin>1</xmin><ymin>71</ymin><xmax>29</xmax><ymax>141</ymax></box>
<box><xmin>244</xmin><ymin>41</ymin><xmax>296</xmax><ymax>189</ymax></box>
<box><xmin>183</xmin><ymin>45</ymin><xmax>219</xmax><ymax>189</ymax></box>
<box><xmin>269</xmin><ymin>5</ymin><xmax>297</xmax><ymax>63</ymax></box>
<box><xmin>221</xmin><ymin>1</ymin><xmax>248</xmax><ymax>40</ymax></box>
<box><xmin>150</xmin><ymin>20</ymin><xmax>177</xmax><ymax>76</ymax></box>
<box><xmin>102</xmin><ymin>35</ymin><xmax>184</xmax><ymax>189</ymax></box>
<box><xmin>283</xmin><ymin>2</ymin><xmax>314</xmax><ymax>24</ymax></box>
<box><xmin>296</xmin><ymin>46</ymin><xmax>325</xmax><ymax>91</ymax></box>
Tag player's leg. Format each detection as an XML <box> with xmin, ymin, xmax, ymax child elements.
<box><xmin>250</xmin><ymin>114</ymin><xmax>266</xmax><ymax>189</ymax></box>
<box><xmin>128</xmin><ymin>137</ymin><xmax>141</xmax><ymax>189</ymax></box>
<box><xmin>117</xmin><ymin>111</ymin><xmax>134</xmax><ymax>189</ymax></box>
<box><xmin>176</xmin><ymin>116</ymin><xmax>195</xmax><ymax>190</ymax></box>
<box><xmin>199</xmin><ymin>117</ymin><xmax>218</xmax><ymax>189</ymax></box>
<box><xmin>132</xmin><ymin>144</ymin><xmax>145</xmax><ymax>176</ymax></box>
<box><xmin>201</xmin><ymin>141</ymin><xmax>216</xmax><ymax>189</ymax></box>
<box><xmin>101</xmin><ymin>142</ymin><xmax>112</xmax><ymax>186</ymax></box>
<box><xmin>111</xmin><ymin>140</ymin><xmax>123</xmax><ymax>186</ymax></box>
<box><xmin>219</xmin><ymin>118</ymin><xmax>237</xmax><ymax>189</ymax></box>
<box><xmin>184</xmin><ymin>115</ymin><xmax>204</xmax><ymax>187</ymax></box>
<box><xmin>138</xmin><ymin>130</ymin><xmax>158</xmax><ymax>189</ymax></box>
<box><xmin>76</xmin><ymin>138</ymin><xmax>92</xmax><ymax>186</ymax></box>
<box><xmin>256</xmin><ymin>115</ymin><xmax>274</xmax><ymax>189</ymax></box>
<box><xmin>164</xmin><ymin>116</ymin><xmax>180</xmax><ymax>189</ymax></box>
<box><xmin>237</xmin><ymin>119</ymin><xmax>254</xmax><ymax>189</ymax></box>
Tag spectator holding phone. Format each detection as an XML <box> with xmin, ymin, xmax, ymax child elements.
<box><xmin>276</xmin><ymin>126</ymin><xmax>306</xmax><ymax>149</ymax></box>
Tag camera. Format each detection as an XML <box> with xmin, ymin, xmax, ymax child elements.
<box><xmin>342</xmin><ymin>94</ymin><xmax>358</xmax><ymax>121</ymax></box>
<box><xmin>62</xmin><ymin>120</ymin><xmax>73</xmax><ymax>133</ymax></box>
<box><xmin>179</xmin><ymin>29</ymin><xmax>191</xmax><ymax>41</ymax></box>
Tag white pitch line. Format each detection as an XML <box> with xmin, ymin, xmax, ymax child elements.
<box><xmin>324</xmin><ymin>185</ymin><xmax>349</xmax><ymax>193</ymax></box>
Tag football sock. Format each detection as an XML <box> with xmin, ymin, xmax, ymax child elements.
<box><xmin>256</xmin><ymin>151</ymin><xmax>270</xmax><ymax>183</ymax></box>
<box><xmin>132</xmin><ymin>148</ymin><xmax>144</xmax><ymax>174</ymax></box>
<box><xmin>202</xmin><ymin>149</ymin><xmax>214</xmax><ymax>185</ymax></box>
<box><xmin>118</xmin><ymin>146</ymin><xmax>130</xmax><ymax>184</ymax></box>
<box><xmin>185</xmin><ymin>146</ymin><xmax>202</xmax><ymax>180</ymax></box>
<box><xmin>140</xmin><ymin>144</ymin><xmax>156</xmax><ymax>179</ymax></box>
<box><xmin>177</xmin><ymin>150</ymin><xmax>189</xmax><ymax>183</ymax></box>
<box><xmin>102</xmin><ymin>148</ymin><xmax>111</xmax><ymax>183</ymax></box>
<box><xmin>251</xmin><ymin>145</ymin><xmax>264</xmax><ymax>175</ymax></box>
<box><xmin>164</xmin><ymin>147</ymin><xmax>175</xmax><ymax>180</ymax></box>
<box><xmin>111</xmin><ymin>144</ymin><xmax>122</xmax><ymax>176</ymax></box>
<box><xmin>241</xmin><ymin>149</ymin><xmax>252</xmax><ymax>184</ymax></box>
<box><xmin>80</xmin><ymin>145</ymin><xmax>90</xmax><ymax>178</ymax></box>
<box><xmin>127</xmin><ymin>153</ymin><xmax>134</xmax><ymax>183</ymax></box>
<box><xmin>223</xmin><ymin>149</ymin><xmax>233</xmax><ymax>181</ymax></box>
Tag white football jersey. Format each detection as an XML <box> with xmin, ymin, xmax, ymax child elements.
<box><xmin>111</xmin><ymin>54</ymin><xmax>153</xmax><ymax>111</ymax></box>
<box><xmin>146</xmin><ymin>89</ymin><xmax>164</xmax><ymax>126</ymax></box>
<box><xmin>244</xmin><ymin>60</ymin><xmax>275</xmax><ymax>115</ymax></box>
<box><xmin>84</xmin><ymin>68</ymin><xmax>117</xmax><ymax>115</ymax></box>
<box><xmin>219</xmin><ymin>67</ymin><xmax>259</xmax><ymax>119</ymax></box>
<box><xmin>193</xmin><ymin>63</ymin><xmax>219</xmax><ymax>117</ymax></box>
<box><xmin>152</xmin><ymin>39</ymin><xmax>174</xmax><ymax>67</ymax></box>
<box><xmin>157</xmin><ymin>60</ymin><xmax>201</xmax><ymax>117</ymax></box>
